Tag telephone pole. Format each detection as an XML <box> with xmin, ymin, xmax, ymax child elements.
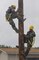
<box><xmin>18</xmin><ymin>0</ymin><xmax>24</xmax><ymax>60</ymax></box>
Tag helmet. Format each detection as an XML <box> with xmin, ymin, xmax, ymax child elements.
<box><xmin>11</xmin><ymin>5</ymin><xmax>16</xmax><ymax>9</ymax></box>
<box><xmin>29</xmin><ymin>25</ymin><xmax>34</xmax><ymax>30</ymax></box>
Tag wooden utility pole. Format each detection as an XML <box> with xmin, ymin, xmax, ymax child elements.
<box><xmin>18</xmin><ymin>0</ymin><xmax>24</xmax><ymax>60</ymax></box>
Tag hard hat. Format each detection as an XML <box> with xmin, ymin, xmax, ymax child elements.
<box><xmin>11</xmin><ymin>5</ymin><xmax>16</xmax><ymax>9</ymax></box>
<box><xmin>29</xmin><ymin>25</ymin><xmax>34</xmax><ymax>30</ymax></box>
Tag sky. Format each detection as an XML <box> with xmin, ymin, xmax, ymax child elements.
<box><xmin>0</xmin><ymin>0</ymin><xmax>39</xmax><ymax>47</ymax></box>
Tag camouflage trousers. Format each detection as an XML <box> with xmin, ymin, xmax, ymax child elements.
<box><xmin>9</xmin><ymin>20</ymin><xmax>19</xmax><ymax>33</ymax></box>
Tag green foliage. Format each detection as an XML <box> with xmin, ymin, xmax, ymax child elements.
<box><xmin>0</xmin><ymin>45</ymin><xmax>12</xmax><ymax>48</ymax></box>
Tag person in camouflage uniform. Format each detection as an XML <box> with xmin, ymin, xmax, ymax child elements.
<box><xmin>24</xmin><ymin>25</ymin><xmax>36</xmax><ymax>58</ymax></box>
<box><xmin>6</xmin><ymin>5</ymin><xmax>26</xmax><ymax>33</ymax></box>
<box><xmin>6</xmin><ymin>5</ymin><xmax>19</xmax><ymax>33</ymax></box>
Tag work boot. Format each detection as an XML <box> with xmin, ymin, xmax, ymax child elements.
<box><xmin>19</xmin><ymin>18</ymin><xmax>26</xmax><ymax>22</ymax></box>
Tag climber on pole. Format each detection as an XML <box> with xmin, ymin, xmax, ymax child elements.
<box><xmin>23</xmin><ymin>25</ymin><xmax>36</xmax><ymax>58</ymax></box>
